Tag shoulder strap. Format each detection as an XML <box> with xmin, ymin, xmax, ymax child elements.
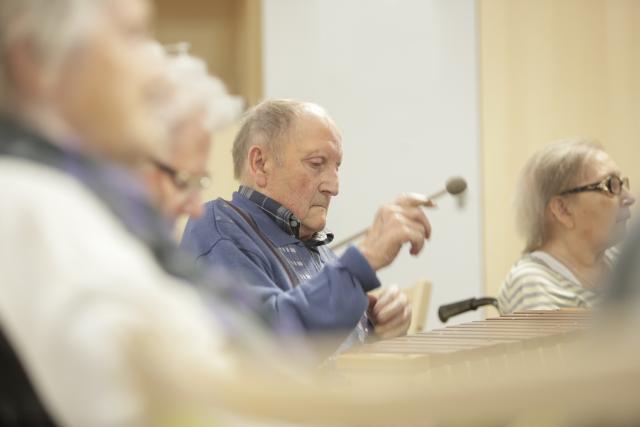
<box><xmin>223</xmin><ymin>200</ymin><xmax>301</xmax><ymax>288</ymax></box>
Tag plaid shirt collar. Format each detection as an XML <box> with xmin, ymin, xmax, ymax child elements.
<box><xmin>238</xmin><ymin>185</ymin><xmax>333</xmax><ymax>248</ymax></box>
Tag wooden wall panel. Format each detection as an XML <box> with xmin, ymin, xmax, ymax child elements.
<box><xmin>480</xmin><ymin>0</ymin><xmax>640</xmax><ymax>296</ymax></box>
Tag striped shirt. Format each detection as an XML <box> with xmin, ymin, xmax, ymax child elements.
<box><xmin>498</xmin><ymin>249</ymin><xmax>617</xmax><ymax>314</ymax></box>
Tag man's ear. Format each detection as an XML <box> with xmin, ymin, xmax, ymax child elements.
<box><xmin>247</xmin><ymin>145</ymin><xmax>269</xmax><ymax>188</ymax></box>
<box><xmin>548</xmin><ymin>196</ymin><xmax>575</xmax><ymax>229</ymax></box>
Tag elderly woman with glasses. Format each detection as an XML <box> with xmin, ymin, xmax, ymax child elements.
<box><xmin>498</xmin><ymin>140</ymin><xmax>636</xmax><ymax>314</ymax></box>
<box><xmin>143</xmin><ymin>43</ymin><xmax>242</xmax><ymax>224</ymax></box>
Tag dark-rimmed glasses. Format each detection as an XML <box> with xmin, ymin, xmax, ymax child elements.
<box><xmin>559</xmin><ymin>175</ymin><xmax>630</xmax><ymax>196</ymax></box>
<box><xmin>151</xmin><ymin>158</ymin><xmax>211</xmax><ymax>192</ymax></box>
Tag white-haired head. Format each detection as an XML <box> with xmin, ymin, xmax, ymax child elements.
<box><xmin>153</xmin><ymin>42</ymin><xmax>243</xmax><ymax>137</ymax></box>
<box><xmin>0</xmin><ymin>0</ymin><xmax>103</xmax><ymax>112</ymax></box>
<box><xmin>515</xmin><ymin>139</ymin><xmax>605</xmax><ymax>253</ymax></box>
<box><xmin>1</xmin><ymin>0</ymin><xmax>165</xmax><ymax>164</ymax></box>
<box><xmin>231</xmin><ymin>99</ymin><xmax>336</xmax><ymax>180</ymax></box>
<box><xmin>140</xmin><ymin>43</ymin><xmax>243</xmax><ymax>221</ymax></box>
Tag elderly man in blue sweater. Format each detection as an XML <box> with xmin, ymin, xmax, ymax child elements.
<box><xmin>181</xmin><ymin>99</ymin><xmax>433</xmax><ymax>348</ymax></box>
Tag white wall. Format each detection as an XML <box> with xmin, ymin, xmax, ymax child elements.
<box><xmin>262</xmin><ymin>0</ymin><xmax>484</xmax><ymax>329</ymax></box>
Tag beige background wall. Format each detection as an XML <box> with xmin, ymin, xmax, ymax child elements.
<box><xmin>154</xmin><ymin>0</ymin><xmax>262</xmax><ymax>106</ymax></box>
<box><xmin>480</xmin><ymin>0</ymin><xmax>640</xmax><ymax>297</ymax></box>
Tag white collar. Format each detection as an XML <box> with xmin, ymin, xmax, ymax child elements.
<box><xmin>529</xmin><ymin>250</ymin><xmax>582</xmax><ymax>285</ymax></box>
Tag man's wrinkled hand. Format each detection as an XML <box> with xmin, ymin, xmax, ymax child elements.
<box><xmin>357</xmin><ymin>193</ymin><xmax>434</xmax><ymax>271</ymax></box>
<box><xmin>368</xmin><ymin>285</ymin><xmax>412</xmax><ymax>339</ymax></box>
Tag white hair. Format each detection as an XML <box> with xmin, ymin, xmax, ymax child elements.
<box><xmin>231</xmin><ymin>99</ymin><xmax>333</xmax><ymax>180</ymax></box>
<box><xmin>0</xmin><ymin>0</ymin><xmax>103</xmax><ymax>112</ymax></box>
<box><xmin>153</xmin><ymin>42</ymin><xmax>243</xmax><ymax>136</ymax></box>
<box><xmin>515</xmin><ymin>139</ymin><xmax>604</xmax><ymax>253</ymax></box>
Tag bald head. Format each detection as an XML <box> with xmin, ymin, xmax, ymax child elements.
<box><xmin>232</xmin><ymin>99</ymin><xmax>339</xmax><ymax>181</ymax></box>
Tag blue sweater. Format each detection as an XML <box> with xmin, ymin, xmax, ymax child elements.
<box><xmin>180</xmin><ymin>191</ymin><xmax>381</xmax><ymax>335</ymax></box>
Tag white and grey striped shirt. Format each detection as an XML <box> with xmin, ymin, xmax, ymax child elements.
<box><xmin>498</xmin><ymin>249</ymin><xmax>617</xmax><ymax>314</ymax></box>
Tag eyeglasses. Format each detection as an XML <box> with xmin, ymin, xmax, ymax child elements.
<box><xmin>151</xmin><ymin>158</ymin><xmax>211</xmax><ymax>192</ymax></box>
<box><xmin>559</xmin><ymin>175</ymin><xmax>630</xmax><ymax>196</ymax></box>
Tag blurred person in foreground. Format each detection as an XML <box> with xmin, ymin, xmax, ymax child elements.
<box><xmin>181</xmin><ymin>99</ymin><xmax>433</xmax><ymax>350</ymax></box>
<box><xmin>498</xmin><ymin>140</ymin><xmax>635</xmax><ymax>314</ymax></box>
<box><xmin>0</xmin><ymin>1</ymin><xmax>281</xmax><ymax>426</ymax></box>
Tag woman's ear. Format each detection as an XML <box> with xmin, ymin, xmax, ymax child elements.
<box><xmin>247</xmin><ymin>145</ymin><xmax>269</xmax><ymax>188</ymax></box>
<box><xmin>548</xmin><ymin>196</ymin><xmax>575</xmax><ymax>229</ymax></box>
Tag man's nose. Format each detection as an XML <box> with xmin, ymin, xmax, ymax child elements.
<box><xmin>321</xmin><ymin>169</ymin><xmax>339</xmax><ymax>197</ymax></box>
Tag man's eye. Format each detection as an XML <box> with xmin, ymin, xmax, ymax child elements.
<box><xmin>308</xmin><ymin>159</ymin><xmax>325</xmax><ymax>168</ymax></box>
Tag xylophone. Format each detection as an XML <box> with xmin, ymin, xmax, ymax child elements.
<box><xmin>224</xmin><ymin>309</ymin><xmax>640</xmax><ymax>427</ymax></box>
<box><xmin>215</xmin><ymin>308</ymin><xmax>640</xmax><ymax>427</ymax></box>
<box><xmin>336</xmin><ymin>310</ymin><xmax>592</xmax><ymax>380</ymax></box>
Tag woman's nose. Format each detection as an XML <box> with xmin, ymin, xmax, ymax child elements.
<box><xmin>621</xmin><ymin>189</ymin><xmax>636</xmax><ymax>207</ymax></box>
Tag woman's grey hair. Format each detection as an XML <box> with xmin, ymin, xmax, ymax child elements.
<box><xmin>0</xmin><ymin>0</ymin><xmax>102</xmax><ymax>112</ymax></box>
<box><xmin>516</xmin><ymin>139</ymin><xmax>605</xmax><ymax>253</ymax></box>
<box><xmin>152</xmin><ymin>42</ymin><xmax>243</xmax><ymax>136</ymax></box>
<box><xmin>232</xmin><ymin>99</ymin><xmax>319</xmax><ymax>180</ymax></box>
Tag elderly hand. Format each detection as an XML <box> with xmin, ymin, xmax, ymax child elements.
<box><xmin>357</xmin><ymin>193</ymin><xmax>434</xmax><ymax>271</ymax></box>
<box><xmin>368</xmin><ymin>285</ymin><xmax>412</xmax><ymax>339</ymax></box>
